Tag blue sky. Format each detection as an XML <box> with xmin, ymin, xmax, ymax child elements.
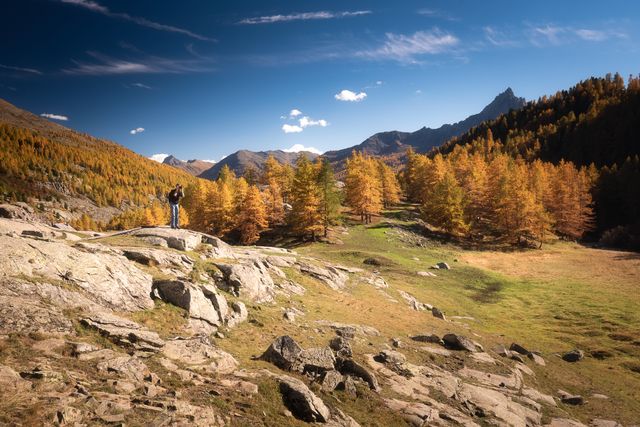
<box><xmin>1</xmin><ymin>0</ymin><xmax>639</xmax><ymax>162</ymax></box>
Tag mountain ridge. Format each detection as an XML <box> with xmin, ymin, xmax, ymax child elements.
<box><xmin>162</xmin><ymin>155</ymin><xmax>214</xmax><ymax>176</ymax></box>
<box><xmin>322</xmin><ymin>88</ymin><xmax>526</xmax><ymax>169</ymax></box>
<box><xmin>199</xmin><ymin>149</ymin><xmax>319</xmax><ymax>180</ymax></box>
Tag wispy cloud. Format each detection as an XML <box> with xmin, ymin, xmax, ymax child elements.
<box><xmin>282</xmin><ymin>124</ymin><xmax>303</xmax><ymax>133</ymax></box>
<box><xmin>59</xmin><ymin>0</ymin><xmax>215</xmax><ymax>42</ymax></box>
<box><xmin>130</xmin><ymin>82</ymin><xmax>152</xmax><ymax>89</ymax></box>
<box><xmin>63</xmin><ymin>51</ymin><xmax>214</xmax><ymax>75</ymax></box>
<box><xmin>130</xmin><ymin>127</ymin><xmax>145</xmax><ymax>135</ymax></box>
<box><xmin>40</xmin><ymin>113</ymin><xmax>69</xmax><ymax>121</ymax></box>
<box><xmin>0</xmin><ymin>63</ymin><xmax>42</xmax><ymax>75</ymax></box>
<box><xmin>483</xmin><ymin>26</ymin><xmax>519</xmax><ymax>47</ymax></box>
<box><xmin>335</xmin><ymin>89</ymin><xmax>367</xmax><ymax>102</ymax></box>
<box><xmin>574</xmin><ymin>29</ymin><xmax>608</xmax><ymax>42</ymax></box>
<box><xmin>283</xmin><ymin>144</ymin><xmax>323</xmax><ymax>155</ymax></box>
<box><xmin>359</xmin><ymin>29</ymin><xmax>459</xmax><ymax>63</ymax></box>
<box><xmin>289</xmin><ymin>109</ymin><xmax>302</xmax><ymax>117</ymax></box>
<box><xmin>149</xmin><ymin>153</ymin><xmax>169</xmax><ymax>162</ymax></box>
<box><xmin>239</xmin><ymin>10</ymin><xmax>371</xmax><ymax>25</ymax></box>
<box><xmin>417</xmin><ymin>8</ymin><xmax>458</xmax><ymax>21</ymax></box>
<box><xmin>526</xmin><ymin>24</ymin><xmax>626</xmax><ymax>46</ymax></box>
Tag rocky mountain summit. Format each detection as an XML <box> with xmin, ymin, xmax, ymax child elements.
<box><xmin>0</xmin><ymin>214</ymin><xmax>621</xmax><ymax>426</ymax></box>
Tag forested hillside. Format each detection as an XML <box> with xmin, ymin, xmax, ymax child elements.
<box><xmin>434</xmin><ymin>74</ymin><xmax>640</xmax><ymax>248</ymax></box>
<box><xmin>0</xmin><ymin>100</ymin><xmax>198</xmax><ymax>212</ymax></box>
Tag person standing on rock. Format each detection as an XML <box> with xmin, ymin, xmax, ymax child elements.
<box><xmin>167</xmin><ymin>184</ymin><xmax>184</xmax><ymax>229</ymax></box>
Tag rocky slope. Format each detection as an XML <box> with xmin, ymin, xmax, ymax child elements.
<box><xmin>0</xmin><ymin>213</ymin><xmax>616</xmax><ymax>426</ymax></box>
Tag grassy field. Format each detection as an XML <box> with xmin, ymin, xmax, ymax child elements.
<box><xmin>281</xmin><ymin>210</ymin><xmax>640</xmax><ymax>424</ymax></box>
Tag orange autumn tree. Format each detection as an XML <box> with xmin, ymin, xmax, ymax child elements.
<box><xmin>237</xmin><ymin>185</ymin><xmax>268</xmax><ymax>244</ymax></box>
<box><xmin>288</xmin><ymin>154</ymin><xmax>323</xmax><ymax>240</ymax></box>
<box><xmin>345</xmin><ymin>151</ymin><xmax>383</xmax><ymax>223</ymax></box>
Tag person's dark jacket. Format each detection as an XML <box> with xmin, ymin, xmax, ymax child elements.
<box><xmin>168</xmin><ymin>188</ymin><xmax>184</xmax><ymax>205</ymax></box>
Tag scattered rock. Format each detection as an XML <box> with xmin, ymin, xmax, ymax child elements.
<box><xmin>227</xmin><ymin>301</ymin><xmax>248</xmax><ymax>328</ymax></box>
<box><xmin>363</xmin><ymin>257</ymin><xmax>382</xmax><ymax>266</ymax></box>
<box><xmin>278</xmin><ymin>375</ymin><xmax>330</xmax><ymax>423</ymax></box>
<box><xmin>398</xmin><ymin>290</ymin><xmax>432</xmax><ymax>311</ymax></box>
<box><xmin>153</xmin><ymin>280</ymin><xmax>224</xmax><ymax>332</ymax></box>
<box><xmin>130</xmin><ymin>227</ymin><xmax>203</xmax><ymax>251</ymax></box>
<box><xmin>81</xmin><ymin>313</ymin><xmax>165</xmax><ymax>352</ymax></box>
<box><xmin>376</xmin><ymin>350</ymin><xmax>406</xmax><ymax>365</ymax></box>
<box><xmin>417</xmin><ymin>271</ymin><xmax>437</xmax><ymax>277</ymax></box>
<box><xmin>528</xmin><ymin>352</ymin><xmax>546</xmax><ymax>366</ymax></box>
<box><xmin>329</xmin><ymin>336</ymin><xmax>353</xmax><ymax>358</ymax></box>
<box><xmin>0</xmin><ymin>234</ymin><xmax>153</xmax><ymax>311</ymax></box>
<box><xmin>562</xmin><ymin>349</ymin><xmax>584</xmax><ymax>363</ymax></box>
<box><xmin>431</xmin><ymin>307</ymin><xmax>446</xmax><ymax>320</ymax></box>
<box><xmin>343</xmin><ymin>375</ymin><xmax>358</xmax><ymax>397</ymax></box>
<box><xmin>558</xmin><ymin>390</ymin><xmax>584</xmax><ymax>405</ymax></box>
<box><xmin>410</xmin><ymin>334</ymin><xmax>443</xmax><ymax>345</ymax></box>
<box><xmin>442</xmin><ymin>334</ymin><xmax>480</xmax><ymax>352</ymax></box>
<box><xmin>0</xmin><ymin>364</ymin><xmax>30</xmax><ymax>392</ymax></box>
<box><xmin>430</xmin><ymin>262</ymin><xmax>450</xmax><ymax>270</ymax></box>
<box><xmin>96</xmin><ymin>355</ymin><xmax>150</xmax><ymax>383</ymax></box>
<box><xmin>590</xmin><ymin>419</ymin><xmax>622</xmax><ymax>427</ymax></box>
<box><xmin>510</xmin><ymin>343</ymin><xmax>530</xmax><ymax>355</ymax></box>
<box><xmin>260</xmin><ymin>336</ymin><xmax>303</xmax><ymax>371</ymax></box>
<box><xmin>337</xmin><ymin>358</ymin><xmax>379</xmax><ymax>391</ymax></box>
<box><xmin>292</xmin><ymin>347</ymin><xmax>336</xmax><ymax>375</ymax></box>
<box><xmin>215</xmin><ymin>260</ymin><xmax>276</xmax><ymax>303</ymax></box>
<box><xmin>320</xmin><ymin>370</ymin><xmax>344</xmax><ymax>392</ymax></box>
<box><xmin>297</xmin><ymin>261</ymin><xmax>349</xmax><ymax>290</ymax></box>
<box><xmin>391</xmin><ymin>338</ymin><xmax>402</xmax><ymax>348</ymax></box>
<box><xmin>163</xmin><ymin>336</ymin><xmax>238</xmax><ymax>375</ymax></box>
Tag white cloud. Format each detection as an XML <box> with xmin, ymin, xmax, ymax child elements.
<box><xmin>283</xmin><ymin>144</ymin><xmax>323</xmax><ymax>155</ymax></box>
<box><xmin>130</xmin><ymin>82</ymin><xmax>152</xmax><ymax>89</ymax></box>
<box><xmin>0</xmin><ymin>63</ymin><xmax>42</xmax><ymax>75</ymax></box>
<box><xmin>574</xmin><ymin>29</ymin><xmax>607</xmax><ymax>41</ymax></box>
<box><xmin>289</xmin><ymin>108</ymin><xmax>303</xmax><ymax>117</ymax></box>
<box><xmin>360</xmin><ymin>29</ymin><xmax>459</xmax><ymax>62</ymax></box>
<box><xmin>130</xmin><ymin>127</ymin><xmax>145</xmax><ymax>135</ymax></box>
<box><xmin>149</xmin><ymin>153</ymin><xmax>168</xmax><ymax>162</ymax></box>
<box><xmin>40</xmin><ymin>113</ymin><xmax>69</xmax><ymax>121</ymax></box>
<box><xmin>530</xmin><ymin>24</ymin><xmax>565</xmax><ymax>45</ymax></box>
<box><xmin>376</xmin><ymin>80</ymin><xmax>383</xmax><ymax>85</ymax></box>
<box><xmin>239</xmin><ymin>10</ymin><xmax>371</xmax><ymax>25</ymax></box>
<box><xmin>282</xmin><ymin>124</ymin><xmax>303</xmax><ymax>133</ymax></box>
<box><xmin>59</xmin><ymin>0</ymin><xmax>215</xmax><ymax>42</ymax></box>
<box><xmin>63</xmin><ymin>51</ymin><xmax>213</xmax><ymax>75</ymax></box>
<box><xmin>201</xmin><ymin>159</ymin><xmax>217</xmax><ymax>164</ymax></box>
<box><xmin>483</xmin><ymin>26</ymin><xmax>519</xmax><ymax>47</ymax></box>
<box><xmin>335</xmin><ymin>89</ymin><xmax>367</xmax><ymax>102</ymax></box>
<box><xmin>299</xmin><ymin>116</ymin><xmax>328</xmax><ymax>128</ymax></box>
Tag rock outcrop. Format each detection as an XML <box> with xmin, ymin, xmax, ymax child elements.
<box><xmin>0</xmin><ymin>233</ymin><xmax>153</xmax><ymax>311</ymax></box>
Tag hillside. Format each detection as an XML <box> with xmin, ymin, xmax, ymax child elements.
<box><xmin>163</xmin><ymin>155</ymin><xmax>214</xmax><ymax>176</ymax></box>
<box><xmin>322</xmin><ymin>88</ymin><xmax>526</xmax><ymax>169</ymax></box>
<box><xmin>433</xmin><ymin>74</ymin><xmax>640</xmax><ymax>244</ymax></box>
<box><xmin>0</xmin><ymin>99</ymin><xmax>199</xmax><ymax>222</ymax></box>
<box><xmin>200</xmin><ymin>149</ymin><xmax>319</xmax><ymax>180</ymax></box>
<box><xmin>0</xmin><ymin>215</ymin><xmax>637</xmax><ymax>425</ymax></box>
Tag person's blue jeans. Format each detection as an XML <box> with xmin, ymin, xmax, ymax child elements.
<box><xmin>170</xmin><ymin>203</ymin><xmax>179</xmax><ymax>228</ymax></box>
